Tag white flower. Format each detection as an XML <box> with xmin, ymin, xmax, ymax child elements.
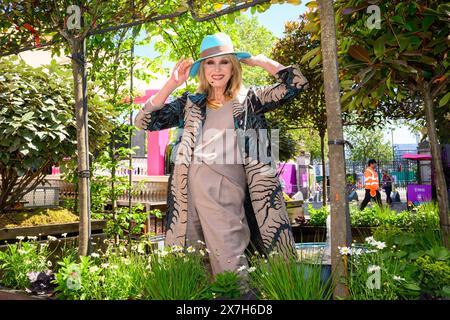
<box><xmin>61</xmin><ymin>233</ymin><xmax>67</xmax><ymax>238</ymax></box>
<box><xmin>393</xmin><ymin>275</ymin><xmax>405</xmax><ymax>281</ymax></box>
<box><xmin>158</xmin><ymin>250</ymin><xmax>168</xmax><ymax>257</ymax></box>
<box><xmin>248</xmin><ymin>267</ymin><xmax>256</xmax><ymax>273</ymax></box>
<box><xmin>90</xmin><ymin>252</ymin><xmax>100</xmax><ymax>258</ymax></box>
<box><xmin>199</xmin><ymin>249</ymin><xmax>205</xmax><ymax>256</ymax></box>
<box><xmin>187</xmin><ymin>246</ymin><xmax>195</xmax><ymax>253</ymax></box>
<box><xmin>171</xmin><ymin>245</ymin><xmax>183</xmax><ymax>253</ymax></box>
<box><xmin>47</xmin><ymin>260</ymin><xmax>52</xmax><ymax>267</ymax></box>
<box><xmin>137</xmin><ymin>244</ymin><xmax>145</xmax><ymax>254</ymax></box>
<box><xmin>367</xmin><ymin>265</ymin><xmax>381</xmax><ymax>273</ymax></box>
<box><xmin>338</xmin><ymin>246</ymin><xmax>351</xmax><ymax>255</ymax></box>
<box><xmin>351</xmin><ymin>248</ymin><xmax>363</xmax><ymax>256</ymax></box>
<box><xmin>27</xmin><ymin>236</ymin><xmax>38</xmax><ymax>241</ymax></box>
<box><xmin>16</xmin><ymin>236</ymin><xmax>25</xmax><ymax>241</ymax></box>
<box><xmin>47</xmin><ymin>236</ymin><xmax>57</xmax><ymax>241</ymax></box>
<box><xmin>374</xmin><ymin>241</ymin><xmax>386</xmax><ymax>250</ymax></box>
<box><xmin>18</xmin><ymin>249</ymin><xmax>26</xmax><ymax>255</ymax></box>
<box><xmin>89</xmin><ymin>266</ymin><xmax>99</xmax><ymax>273</ymax></box>
<box><xmin>269</xmin><ymin>251</ymin><xmax>279</xmax><ymax>257</ymax></box>
<box><xmin>101</xmin><ymin>263</ymin><xmax>109</xmax><ymax>269</ymax></box>
<box><xmin>365</xmin><ymin>236</ymin><xmax>376</xmax><ymax>244</ymax></box>
<box><xmin>122</xmin><ymin>258</ymin><xmax>131</xmax><ymax>265</ymax></box>
<box><xmin>237</xmin><ymin>265</ymin><xmax>247</xmax><ymax>272</ymax></box>
<box><xmin>196</xmin><ymin>240</ymin><xmax>205</xmax><ymax>245</ymax></box>
<box><xmin>205</xmin><ymin>248</ymin><xmax>211</xmax><ymax>254</ymax></box>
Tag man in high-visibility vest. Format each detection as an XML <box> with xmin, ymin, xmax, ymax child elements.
<box><xmin>360</xmin><ymin>159</ymin><xmax>382</xmax><ymax>210</ymax></box>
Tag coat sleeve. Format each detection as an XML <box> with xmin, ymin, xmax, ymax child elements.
<box><xmin>252</xmin><ymin>65</ymin><xmax>308</xmax><ymax>114</ymax></box>
<box><xmin>134</xmin><ymin>92</ymin><xmax>189</xmax><ymax>131</ymax></box>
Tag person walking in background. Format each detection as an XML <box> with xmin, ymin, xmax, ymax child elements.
<box><xmin>382</xmin><ymin>170</ymin><xmax>393</xmax><ymax>205</ymax></box>
<box><xmin>360</xmin><ymin>159</ymin><xmax>382</xmax><ymax>210</ymax></box>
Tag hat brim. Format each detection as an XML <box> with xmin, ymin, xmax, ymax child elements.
<box><xmin>189</xmin><ymin>51</ymin><xmax>251</xmax><ymax>78</ymax></box>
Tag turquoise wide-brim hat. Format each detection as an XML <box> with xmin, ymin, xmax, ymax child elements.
<box><xmin>189</xmin><ymin>32</ymin><xmax>251</xmax><ymax>78</ymax></box>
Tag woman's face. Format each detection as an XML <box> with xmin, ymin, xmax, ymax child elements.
<box><xmin>203</xmin><ymin>55</ymin><xmax>233</xmax><ymax>90</ymax></box>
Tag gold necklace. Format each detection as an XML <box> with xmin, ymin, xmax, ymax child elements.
<box><xmin>207</xmin><ymin>99</ymin><xmax>223</xmax><ymax>110</ymax></box>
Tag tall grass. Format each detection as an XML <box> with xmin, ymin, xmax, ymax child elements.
<box><xmin>249</xmin><ymin>252</ymin><xmax>334</xmax><ymax>300</ymax></box>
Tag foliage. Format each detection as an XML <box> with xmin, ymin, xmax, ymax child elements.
<box><xmin>0</xmin><ymin>208</ymin><xmax>78</xmax><ymax>228</ymax></box>
<box><xmin>249</xmin><ymin>251</ymin><xmax>333</xmax><ymax>300</ymax></box>
<box><xmin>103</xmin><ymin>204</ymin><xmax>149</xmax><ymax>239</ymax></box>
<box><xmin>414</xmin><ymin>254</ymin><xmax>450</xmax><ymax>298</ymax></box>
<box><xmin>344</xmin><ymin>125</ymin><xmax>393</xmax><ymax>162</ymax></box>
<box><xmin>0</xmin><ymin>238</ymin><xmax>50</xmax><ymax>289</ymax></box>
<box><xmin>308</xmin><ymin>204</ymin><xmax>329</xmax><ymax>226</ymax></box>
<box><xmin>346</xmin><ymin>237</ymin><xmax>421</xmax><ymax>300</ymax></box>
<box><xmin>0</xmin><ymin>58</ymin><xmax>75</xmax><ymax>212</ymax></box>
<box><xmin>209</xmin><ymin>271</ymin><xmax>242</xmax><ymax>299</ymax></box>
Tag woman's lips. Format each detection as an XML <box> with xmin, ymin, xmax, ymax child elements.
<box><xmin>211</xmin><ymin>75</ymin><xmax>224</xmax><ymax>80</ymax></box>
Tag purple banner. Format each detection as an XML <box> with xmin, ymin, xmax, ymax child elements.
<box><xmin>407</xmin><ymin>184</ymin><xmax>432</xmax><ymax>203</ymax></box>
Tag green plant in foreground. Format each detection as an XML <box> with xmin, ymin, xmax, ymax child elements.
<box><xmin>249</xmin><ymin>252</ymin><xmax>333</xmax><ymax>300</ymax></box>
<box><xmin>209</xmin><ymin>271</ymin><xmax>242</xmax><ymax>299</ymax></box>
<box><xmin>142</xmin><ymin>245</ymin><xmax>210</xmax><ymax>300</ymax></box>
<box><xmin>0</xmin><ymin>238</ymin><xmax>50</xmax><ymax>289</ymax></box>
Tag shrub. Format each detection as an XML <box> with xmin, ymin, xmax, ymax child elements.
<box><xmin>415</xmin><ymin>255</ymin><xmax>450</xmax><ymax>298</ymax></box>
<box><xmin>308</xmin><ymin>205</ymin><xmax>329</xmax><ymax>227</ymax></box>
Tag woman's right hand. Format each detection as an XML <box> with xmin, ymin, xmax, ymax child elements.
<box><xmin>170</xmin><ymin>56</ymin><xmax>194</xmax><ymax>87</ymax></box>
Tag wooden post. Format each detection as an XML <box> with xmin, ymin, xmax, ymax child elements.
<box><xmin>318</xmin><ymin>0</ymin><xmax>351</xmax><ymax>299</ymax></box>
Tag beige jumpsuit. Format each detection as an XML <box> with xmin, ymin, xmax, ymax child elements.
<box><xmin>186</xmin><ymin>99</ymin><xmax>250</xmax><ymax>276</ymax></box>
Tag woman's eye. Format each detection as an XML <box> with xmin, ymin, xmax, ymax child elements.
<box><xmin>220</xmin><ymin>60</ymin><xmax>229</xmax><ymax>64</ymax></box>
<box><xmin>206</xmin><ymin>61</ymin><xmax>215</xmax><ymax>65</ymax></box>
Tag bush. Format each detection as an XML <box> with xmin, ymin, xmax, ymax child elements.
<box><xmin>308</xmin><ymin>205</ymin><xmax>329</xmax><ymax>226</ymax></box>
<box><xmin>415</xmin><ymin>255</ymin><xmax>450</xmax><ymax>298</ymax></box>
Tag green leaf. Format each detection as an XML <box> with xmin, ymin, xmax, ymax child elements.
<box><xmin>404</xmin><ymin>283</ymin><xmax>421</xmax><ymax>291</ymax></box>
<box><xmin>308</xmin><ymin>54</ymin><xmax>321</xmax><ymax>68</ymax></box>
<box><xmin>301</xmin><ymin>47</ymin><xmax>321</xmax><ymax>64</ymax></box>
<box><xmin>439</xmin><ymin>92</ymin><xmax>450</xmax><ymax>107</ymax></box>
<box><xmin>422</xmin><ymin>15</ymin><xmax>435</xmax><ymax>30</ymax></box>
<box><xmin>391</xmin><ymin>15</ymin><xmax>404</xmax><ymax>25</ymax></box>
<box><xmin>373</xmin><ymin>36</ymin><xmax>385</xmax><ymax>58</ymax></box>
<box><xmin>21</xmin><ymin>111</ymin><xmax>35</xmax><ymax>122</ymax></box>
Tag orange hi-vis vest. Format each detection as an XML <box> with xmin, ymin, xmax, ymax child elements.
<box><xmin>364</xmin><ymin>167</ymin><xmax>379</xmax><ymax>196</ymax></box>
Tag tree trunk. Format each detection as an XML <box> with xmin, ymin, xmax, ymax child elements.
<box><xmin>421</xmin><ymin>81</ymin><xmax>450</xmax><ymax>248</ymax></box>
<box><xmin>320</xmin><ymin>130</ymin><xmax>327</xmax><ymax>206</ymax></box>
<box><xmin>70</xmin><ymin>38</ymin><xmax>91</xmax><ymax>257</ymax></box>
<box><xmin>318</xmin><ymin>0</ymin><xmax>351</xmax><ymax>299</ymax></box>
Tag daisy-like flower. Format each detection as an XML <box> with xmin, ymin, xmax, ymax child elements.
<box><xmin>374</xmin><ymin>241</ymin><xmax>386</xmax><ymax>250</ymax></box>
<box><xmin>248</xmin><ymin>267</ymin><xmax>256</xmax><ymax>273</ymax></box>
<box><xmin>197</xmin><ymin>240</ymin><xmax>206</xmax><ymax>246</ymax></box>
<box><xmin>90</xmin><ymin>252</ymin><xmax>100</xmax><ymax>258</ymax></box>
<box><xmin>101</xmin><ymin>263</ymin><xmax>109</xmax><ymax>269</ymax></box>
<box><xmin>61</xmin><ymin>233</ymin><xmax>67</xmax><ymax>238</ymax></box>
<box><xmin>367</xmin><ymin>265</ymin><xmax>381</xmax><ymax>273</ymax></box>
<box><xmin>393</xmin><ymin>275</ymin><xmax>405</xmax><ymax>281</ymax></box>
<box><xmin>237</xmin><ymin>265</ymin><xmax>247</xmax><ymax>272</ymax></box>
<box><xmin>18</xmin><ymin>249</ymin><xmax>26</xmax><ymax>255</ymax></box>
<box><xmin>187</xmin><ymin>246</ymin><xmax>195</xmax><ymax>253</ymax></box>
<box><xmin>47</xmin><ymin>236</ymin><xmax>57</xmax><ymax>241</ymax></box>
<box><xmin>27</xmin><ymin>236</ymin><xmax>38</xmax><ymax>241</ymax></box>
<box><xmin>338</xmin><ymin>246</ymin><xmax>351</xmax><ymax>255</ymax></box>
<box><xmin>365</xmin><ymin>236</ymin><xmax>376</xmax><ymax>244</ymax></box>
<box><xmin>47</xmin><ymin>260</ymin><xmax>52</xmax><ymax>267</ymax></box>
<box><xmin>16</xmin><ymin>236</ymin><xmax>25</xmax><ymax>241</ymax></box>
<box><xmin>89</xmin><ymin>266</ymin><xmax>99</xmax><ymax>273</ymax></box>
<box><xmin>171</xmin><ymin>245</ymin><xmax>183</xmax><ymax>253</ymax></box>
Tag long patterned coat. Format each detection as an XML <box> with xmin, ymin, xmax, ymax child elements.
<box><xmin>135</xmin><ymin>65</ymin><xmax>308</xmax><ymax>257</ymax></box>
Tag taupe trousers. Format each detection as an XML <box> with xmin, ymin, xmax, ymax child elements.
<box><xmin>185</xmin><ymin>99</ymin><xmax>250</xmax><ymax>276</ymax></box>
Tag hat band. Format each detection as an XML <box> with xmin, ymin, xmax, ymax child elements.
<box><xmin>200</xmin><ymin>45</ymin><xmax>234</xmax><ymax>58</ymax></box>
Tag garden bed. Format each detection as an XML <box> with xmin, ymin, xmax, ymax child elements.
<box><xmin>0</xmin><ymin>220</ymin><xmax>107</xmax><ymax>241</ymax></box>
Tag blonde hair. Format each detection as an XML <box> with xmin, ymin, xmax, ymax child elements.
<box><xmin>197</xmin><ymin>54</ymin><xmax>243</xmax><ymax>100</ymax></box>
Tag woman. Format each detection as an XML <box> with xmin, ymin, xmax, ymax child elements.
<box><xmin>382</xmin><ymin>170</ymin><xmax>393</xmax><ymax>205</ymax></box>
<box><xmin>135</xmin><ymin>33</ymin><xmax>308</xmax><ymax>277</ymax></box>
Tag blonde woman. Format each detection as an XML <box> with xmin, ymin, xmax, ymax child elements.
<box><xmin>135</xmin><ymin>33</ymin><xmax>308</xmax><ymax>280</ymax></box>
